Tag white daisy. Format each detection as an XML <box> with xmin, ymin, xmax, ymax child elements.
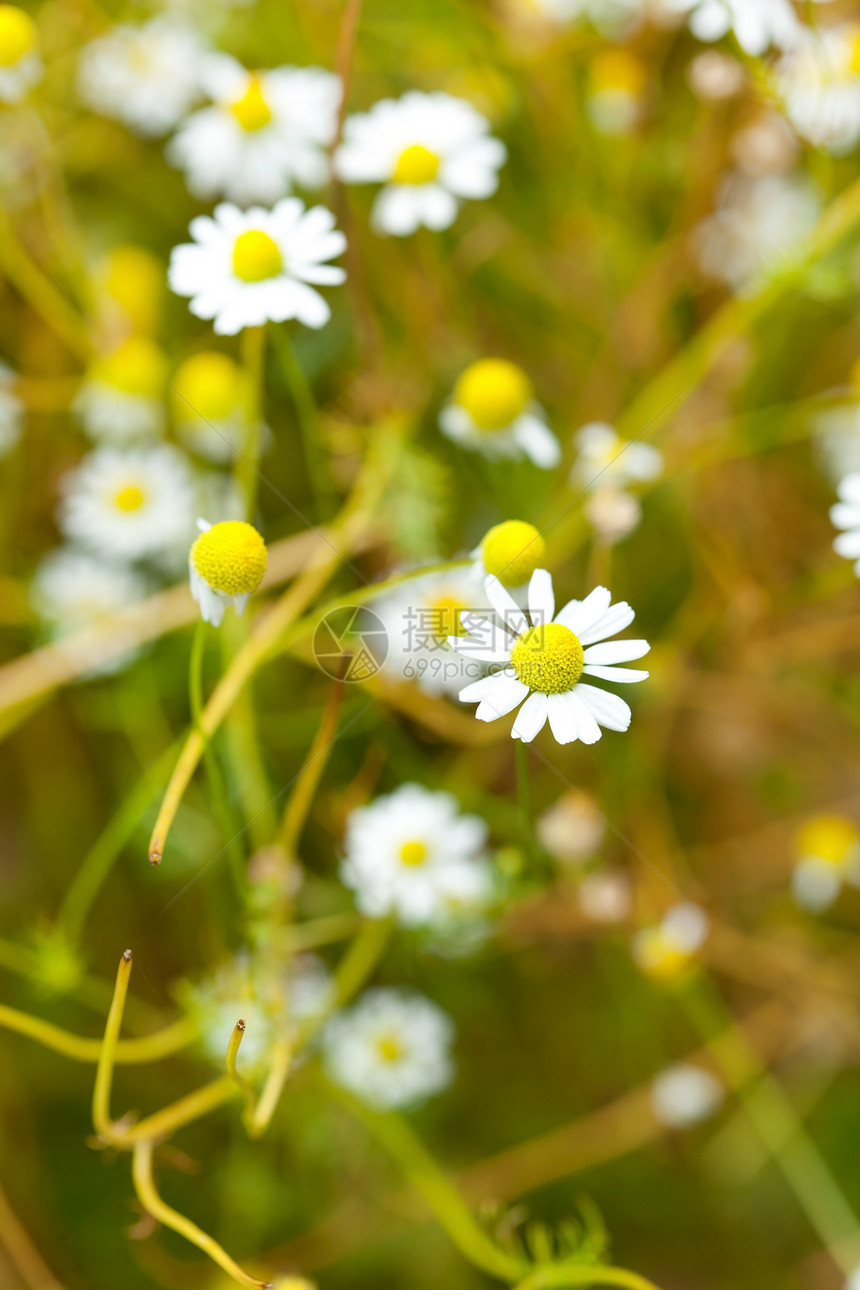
<box><xmin>0</xmin><ymin>362</ymin><xmax>23</xmax><ymax>457</ymax></box>
<box><xmin>440</xmin><ymin>359</ymin><xmax>561</xmax><ymax>469</ymax></box>
<box><xmin>340</xmin><ymin>783</ymin><xmax>491</xmax><ymax>926</ymax></box>
<box><xmin>335</xmin><ymin>90</ymin><xmax>506</xmax><ymax>237</ymax></box>
<box><xmin>776</xmin><ymin>25</ymin><xmax>860</xmax><ymax>155</ymax></box>
<box><xmin>830</xmin><ymin>472</ymin><xmax>860</xmax><ymax>576</ymax></box>
<box><xmin>167</xmin><ymin>54</ymin><xmax>340</xmax><ymax>205</ymax></box>
<box><xmin>374</xmin><ymin>564</ymin><xmax>489</xmax><ymax>696</ymax></box>
<box><xmin>584</xmin><ymin>487</ymin><xmax>644</xmax><ymax>545</ymax></box>
<box><xmin>694</xmin><ymin>172</ymin><xmax>821</xmax><ymax>295</ymax></box>
<box><xmin>632</xmin><ymin>903</ymin><xmax>709</xmax><ymax>980</ymax></box>
<box><xmin>77</xmin><ymin>18</ymin><xmax>205</xmax><ymax>138</ymax></box>
<box><xmin>171</xmin><ymin>350</ymin><xmax>250</xmax><ymax>462</ymax></box>
<box><xmin>323</xmin><ymin>987</ymin><xmax>454</xmax><ymax>1109</ymax></box>
<box><xmin>815</xmin><ymin>401</ymin><xmax>860</xmax><ymax>485</ymax></box>
<box><xmin>578</xmin><ymin>869</ymin><xmax>633</xmax><ymax>923</ymax></box>
<box><xmin>792</xmin><ymin>815</ymin><xmax>860</xmax><ymax>914</ymax></box>
<box><xmin>660</xmin><ymin>0</ymin><xmax>800</xmax><ymax>57</ymax></box>
<box><xmin>449</xmin><ymin>569</ymin><xmax>650</xmax><ymax>745</ymax></box>
<box><xmin>31</xmin><ymin>547</ymin><xmax>147</xmax><ymax>638</ymax></box>
<box><xmin>168</xmin><ymin>199</ymin><xmax>346</xmax><ymax>335</ymax></box>
<box><xmin>537</xmin><ymin>792</ymin><xmax>604</xmax><ymax>866</ymax></box>
<box><xmin>650</xmin><ymin>1063</ymin><xmax>723</xmax><ymax>1128</ymax></box>
<box><xmin>571</xmin><ymin>422</ymin><xmax>662</xmax><ymax>493</ymax></box>
<box><xmin>188</xmin><ymin>518</ymin><xmax>268</xmax><ymax>628</ymax></box>
<box><xmin>519</xmin><ymin>0</ymin><xmax>641</xmax><ymax>33</ymax></box>
<box><xmin>58</xmin><ymin>445</ymin><xmax>195</xmax><ymax>563</ymax></box>
<box><xmin>0</xmin><ymin>5</ymin><xmax>41</xmax><ymax>104</ymax></box>
<box><xmin>73</xmin><ymin>336</ymin><xmax>168</xmax><ymax>443</ymax></box>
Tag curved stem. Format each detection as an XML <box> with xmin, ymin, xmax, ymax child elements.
<box><xmin>0</xmin><ymin>1004</ymin><xmax>195</xmax><ymax>1064</ymax></box>
<box><xmin>248</xmin><ymin>1038</ymin><xmax>291</xmax><ymax>1139</ymax></box>
<box><xmin>92</xmin><ymin>949</ymin><xmax>133</xmax><ymax>1140</ymax></box>
<box><xmin>226</xmin><ymin>1020</ymin><xmax>256</xmax><ymax>1123</ymax></box>
<box><xmin>514</xmin><ymin>1266</ymin><xmax>665</xmax><ymax>1290</ymax></box>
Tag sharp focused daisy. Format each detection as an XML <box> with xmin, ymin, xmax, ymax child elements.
<box><xmin>323</xmin><ymin>988</ymin><xmax>454</xmax><ymax>1109</ymax></box>
<box><xmin>73</xmin><ymin>337</ymin><xmax>168</xmax><ymax>442</ymax></box>
<box><xmin>167</xmin><ymin>54</ymin><xmax>341</xmax><ymax>205</ymax></box>
<box><xmin>31</xmin><ymin>547</ymin><xmax>147</xmax><ymax>639</ymax></box>
<box><xmin>189</xmin><ymin>518</ymin><xmax>267</xmax><ymax>627</ymax></box>
<box><xmin>341</xmin><ymin>783</ymin><xmax>491</xmax><ymax>926</ymax></box>
<box><xmin>792</xmin><ymin>815</ymin><xmax>860</xmax><ymax>914</ymax></box>
<box><xmin>171</xmin><ymin>351</ymin><xmax>250</xmax><ymax>462</ymax></box>
<box><xmin>473</xmin><ymin>520</ymin><xmax>546</xmax><ymax>590</ymax></box>
<box><xmin>440</xmin><ymin>359</ymin><xmax>561</xmax><ymax>469</ymax></box>
<box><xmin>695</xmin><ymin>172</ymin><xmax>820</xmax><ymax>294</ymax></box>
<box><xmin>662</xmin><ymin>0</ymin><xmax>800</xmax><ymax>56</ymax></box>
<box><xmin>59</xmin><ymin>445</ymin><xmax>195</xmax><ymax>563</ymax></box>
<box><xmin>830</xmin><ymin>473</ymin><xmax>860</xmax><ymax>576</ymax></box>
<box><xmin>0</xmin><ymin>362</ymin><xmax>22</xmax><ymax>457</ymax></box>
<box><xmin>650</xmin><ymin>1063</ymin><xmax>723</xmax><ymax>1129</ymax></box>
<box><xmin>0</xmin><ymin>5</ymin><xmax>41</xmax><ymax>104</ymax></box>
<box><xmin>335</xmin><ymin>90</ymin><xmax>506</xmax><ymax>237</ymax></box>
<box><xmin>375</xmin><ymin>564</ymin><xmax>489</xmax><ymax>696</ymax></box>
<box><xmin>77</xmin><ymin>18</ymin><xmax>205</xmax><ymax>138</ymax></box>
<box><xmin>632</xmin><ymin>903</ymin><xmax>709</xmax><ymax>981</ymax></box>
<box><xmin>168</xmin><ymin>199</ymin><xmax>346</xmax><ymax>335</ymax></box>
<box><xmin>450</xmin><ymin>569</ymin><xmax>649</xmax><ymax>744</ymax></box>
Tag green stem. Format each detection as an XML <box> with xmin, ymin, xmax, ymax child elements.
<box><xmin>237</xmin><ymin>324</ymin><xmax>266</xmax><ymax>519</ymax></box>
<box><xmin>516</xmin><ymin>740</ymin><xmax>539</xmax><ymax>865</ymax></box>
<box><xmin>270</xmin><ymin>323</ymin><xmax>337</xmax><ymax>516</ymax></box>
<box><xmin>514</xmin><ymin>1266</ymin><xmax>665</xmax><ymax>1290</ymax></box>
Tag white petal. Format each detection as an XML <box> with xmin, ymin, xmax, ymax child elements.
<box><xmin>547</xmin><ymin>692</ymin><xmax>579</xmax><ymax>744</ymax></box>
<box><xmin>833</xmin><ymin>529</ymin><xmax>860</xmax><ymax>559</ymax></box>
<box><xmin>582</xmin><ymin>664</ymin><xmax>649</xmax><ymax>684</ymax></box>
<box><xmin>528</xmin><ymin>568</ymin><xmax>555</xmax><ymax>626</ymax></box>
<box><xmin>475</xmin><ymin>674</ymin><xmax>529</xmax><ymax>721</ymax></box>
<box><xmin>583</xmin><ymin>639</ymin><xmax>651</xmax><ymax>665</ymax></box>
<box><xmin>511</xmin><ymin>414</ymin><xmax>562</xmax><ymax>469</ymax></box>
<box><xmin>511</xmin><ymin>691</ymin><xmax>548</xmax><ymax>742</ymax></box>
<box><xmin>555</xmin><ymin>586</ymin><xmax>612</xmax><ymax>635</ymax></box>
<box><xmin>830</xmin><ymin>503</ymin><xmax>860</xmax><ymax>531</ymax></box>
<box><xmin>578</xmin><ymin>601</ymin><xmax>635</xmax><ymax>645</ymax></box>
<box><xmin>575</xmin><ymin>683</ymin><xmax>631</xmax><ymax>732</ymax></box>
<box><xmin>447</xmin><ymin>637</ymin><xmax>512</xmax><ymax>664</ymax></box>
<box><xmin>484</xmin><ymin>575</ymin><xmax>529</xmax><ymax>635</ymax></box>
<box><xmin>838</xmin><ymin>473</ymin><xmax>860</xmax><ymax>506</ymax></box>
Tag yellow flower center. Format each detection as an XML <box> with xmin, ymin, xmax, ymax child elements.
<box><xmin>172</xmin><ymin>352</ymin><xmax>243</xmax><ymax>422</ymax></box>
<box><xmin>0</xmin><ymin>5</ymin><xmax>36</xmax><ymax>66</ymax></box>
<box><xmin>102</xmin><ymin>244</ymin><xmax>163</xmax><ymax>336</ymax></box>
<box><xmin>191</xmin><ymin>520</ymin><xmax>268</xmax><ymax>596</ymax></box>
<box><xmin>637</xmin><ymin>930</ymin><xmax>691</xmax><ymax>982</ymax></box>
<box><xmin>232</xmin><ymin>230</ymin><xmax>283</xmax><ymax>283</ymax></box>
<box><xmin>590</xmin><ymin>49</ymin><xmax>645</xmax><ymax>96</ymax></box>
<box><xmin>796</xmin><ymin>814</ymin><xmax>859</xmax><ymax>870</ymax></box>
<box><xmin>454</xmin><ymin>359</ymin><xmax>533</xmax><ymax>431</ymax></box>
<box><xmin>511</xmin><ymin>622</ymin><xmax>583</xmax><ymax>694</ymax></box>
<box><xmin>114</xmin><ymin>484</ymin><xmax>146</xmax><ymax>512</ymax></box>
<box><xmin>481</xmin><ymin>520</ymin><xmax>546</xmax><ymax>587</ymax></box>
<box><xmin>399</xmin><ymin>840</ymin><xmax>428</xmax><ymax>868</ymax></box>
<box><xmin>230</xmin><ymin>75</ymin><xmax>273</xmax><ymax>132</ymax></box>
<box><xmin>430</xmin><ymin>595</ymin><xmax>467</xmax><ymax>642</ymax></box>
<box><xmin>850</xmin><ymin>31</ymin><xmax>860</xmax><ymax>75</ymax></box>
<box><xmin>392</xmin><ymin>143</ymin><xmax>440</xmax><ymax>185</ymax></box>
<box><xmin>96</xmin><ymin>336</ymin><xmax>167</xmax><ymax>398</ymax></box>
<box><xmin>376</xmin><ymin>1034</ymin><xmax>403</xmax><ymax>1063</ymax></box>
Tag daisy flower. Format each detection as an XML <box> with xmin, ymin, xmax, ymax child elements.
<box><xmin>340</xmin><ymin>783</ymin><xmax>491</xmax><ymax>926</ymax></box>
<box><xmin>0</xmin><ymin>5</ymin><xmax>41</xmax><ymax>104</ymax></box>
<box><xmin>168</xmin><ymin>199</ymin><xmax>346</xmax><ymax>335</ymax></box>
<box><xmin>58</xmin><ymin>445</ymin><xmax>195</xmax><ymax>563</ymax></box>
<box><xmin>73</xmin><ymin>337</ymin><xmax>168</xmax><ymax>443</ymax></box>
<box><xmin>584</xmin><ymin>487</ymin><xmax>644</xmax><ymax>545</ymax></box>
<box><xmin>167</xmin><ymin>54</ymin><xmax>341</xmax><ymax>205</ymax></box>
<box><xmin>77</xmin><ymin>18</ymin><xmax>205</xmax><ymax>138</ymax></box>
<box><xmin>776</xmin><ymin>25</ymin><xmax>860</xmax><ymax>155</ymax></box>
<box><xmin>171</xmin><ymin>351</ymin><xmax>250</xmax><ymax>462</ymax></box>
<box><xmin>571</xmin><ymin>423</ymin><xmax>662</xmax><ymax>493</ymax></box>
<box><xmin>586</xmin><ymin>49</ymin><xmax>647</xmax><ymax>136</ymax></box>
<box><xmin>578</xmin><ymin>869</ymin><xmax>632</xmax><ymax>923</ymax></box>
<box><xmin>662</xmin><ymin>0</ymin><xmax>800</xmax><ymax>57</ymax></box>
<box><xmin>830</xmin><ymin>473</ymin><xmax>860</xmax><ymax>576</ymax></box>
<box><xmin>449</xmin><ymin>569</ymin><xmax>650</xmax><ymax>745</ymax></box>
<box><xmin>440</xmin><ymin>359</ymin><xmax>561</xmax><ymax>469</ymax></box>
<box><xmin>335</xmin><ymin>90</ymin><xmax>506</xmax><ymax>237</ymax></box>
<box><xmin>632</xmin><ymin>903</ymin><xmax>709</xmax><ymax>981</ymax></box>
<box><xmin>537</xmin><ymin>792</ymin><xmax>604</xmax><ymax>866</ymax></box>
<box><xmin>189</xmin><ymin>518</ymin><xmax>267</xmax><ymax>628</ymax></box>
<box><xmin>792</xmin><ymin>814</ymin><xmax>860</xmax><ymax>914</ymax></box>
<box><xmin>473</xmin><ymin>520</ymin><xmax>546</xmax><ymax>591</ymax></box>
<box><xmin>31</xmin><ymin>548</ymin><xmax>147</xmax><ymax>639</ymax></box>
<box><xmin>323</xmin><ymin>988</ymin><xmax>454</xmax><ymax>1109</ymax></box>
<box><xmin>374</xmin><ymin>564</ymin><xmax>489</xmax><ymax>696</ymax></box>
<box><xmin>0</xmin><ymin>362</ymin><xmax>23</xmax><ymax>457</ymax></box>
<box><xmin>95</xmin><ymin>245</ymin><xmax>164</xmax><ymax>341</ymax></box>
<box><xmin>650</xmin><ymin>1063</ymin><xmax>723</xmax><ymax>1129</ymax></box>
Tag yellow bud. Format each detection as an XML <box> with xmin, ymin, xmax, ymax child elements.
<box><xmin>0</xmin><ymin>5</ymin><xmax>36</xmax><ymax>67</ymax></box>
<box><xmin>172</xmin><ymin>352</ymin><xmax>244</xmax><ymax>423</ymax></box>
<box><xmin>102</xmin><ymin>245</ymin><xmax>163</xmax><ymax>335</ymax></box>
<box><xmin>94</xmin><ymin>336</ymin><xmax>167</xmax><ymax>399</ymax></box>
<box><xmin>191</xmin><ymin>521</ymin><xmax>268</xmax><ymax>596</ymax></box>
<box><xmin>796</xmin><ymin>815</ymin><xmax>859</xmax><ymax>867</ymax></box>
<box><xmin>454</xmin><ymin>359</ymin><xmax>533</xmax><ymax>431</ymax></box>
<box><xmin>481</xmin><ymin>519</ymin><xmax>545</xmax><ymax>586</ymax></box>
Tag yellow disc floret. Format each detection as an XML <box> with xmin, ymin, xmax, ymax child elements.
<box><xmin>376</xmin><ymin>1034</ymin><xmax>404</xmax><ymax>1063</ymax></box>
<box><xmin>0</xmin><ymin>5</ymin><xmax>36</xmax><ymax>66</ymax></box>
<box><xmin>431</xmin><ymin>595</ymin><xmax>468</xmax><ymax>642</ymax></box>
<box><xmin>114</xmin><ymin>484</ymin><xmax>146</xmax><ymax>512</ymax></box>
<box><xmin>102</xmin><ymin>245</ymin><xmax>163</xmax><ymax>335</ymax></box>
<box><xmin>172</xmin><ymin>352</ymin><xmax>243</xmax><ymax>422</ymax></box>
<box><xmin>454</xmin><ymin>359</ymin><xmax>533</xmax><ymax>431</ymax></box>
<box><xmin>95</xmin><ymin>336</ymin><xmax>167</xmax><ymax>398</ymax></box>
<box><xmin>191</xmin><ymin>521</ymin><xmax>268</xmax><ymax>596</ymax></box>
<box><xmin>590</xmin><ymin>49</ymin><xmax>646</xmax><ymax>96</ymax></box>
<box><xmin>511</xmin><ymin>622</ymin><xmax>583</xmax><ymax>694</ymax></box>
<box><xmin>392</xmin><ymin>143</ymin><xmax>440</xmax><ymax>185</ymax></box>
<box><xmin>232</xmin><ymin>230</ymin><xmax>283</xmax><ymax>283</ymax></box>
<box><xmin>796</xmin><ymin>814</ymin><xmax>859</xmax><ymax>868</ymax></box>
<box><xmin>481</xmin><ymin>520</ymin><xmax>546</xmax><ymax>587</ymax></box>
<box><xmin>635</xmin><ymin>929</ymin><xmax>692</xmax><ymax>982</ymax></box>
<box><xmin>230</xmin><ymin>75</ymin><xmax>272</xmax><ymax>132</ymax></box>
<box><xmin>399</xmin><ymin>840</ymin><xmax>428</xmax><ymax>867</ymax></box>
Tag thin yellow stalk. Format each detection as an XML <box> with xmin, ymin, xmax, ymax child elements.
<box><xmin>92</xmin><ymin>949</ymin><xmax>133</xmax><ymax>1140</ymax></box>
<box><xmin>115</xmin><ymin>1078</ymin><xmax>238</xmax><ymax>1148</ymax></box>
<box><xmin>226</xmin><ymin>1020</ymin><xmax>257</xmax><ymax>1122</ymax></box>
<box><xmin>0</xmin><ymin>1180</ymin><xmax>66</xmax><ymax>1290</ymax></box>
<box><xmin>248</xmin><ymin>1038</ymin><xmax>291</xmax><ymax>1139</ymax></box>
<box><xmin>0</xmin><ymin>1004</ymin><xmax>195</xmax><ymax>1065</ymax></box>
<box><xmin>278</xmin><ymin>674</ymin><xmax>346</xmax><ymax>856</ymax></box>
<box><xmin>514</xmin><ymin>1265</ymin><xmax>665</xmax><ymax>1290</ymax></box>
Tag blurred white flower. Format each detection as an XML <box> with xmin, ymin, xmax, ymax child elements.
<box><xmin>323</xmin><ymin>988</ymin><xmax>454</xmax><ymax>1108</ymax></box>
<box><xmin>571</xmin><ymin>423</ymin><xmax>662</xmax><ymax>493</ymax></box>
<box><xmin>586</xmin><ymin>49</ymin><xmax>646</xmax><ymax>135</ymax></box>
<box><xmin>831</xmin><ymin>472</ymin><xmax>860</xmax><ymax>577</ymax></box>
<box><xmin>777</xmin><ymin>26</ymin><xmax>860</xmax><ymax>155</ymax></box>
<box><xmin>815</xmin><ymin>403</ymin><xmax>860</xmax><ymax>485</ymax></box>
<box><xmin>585</xmin><ymin>487</ymin><xmax>643</xmax><ymax>545</ymax></box>
<box><xmin>171</xmin><ymin>351</ymin><xmax>250</xmax><ymax>462</ymax></box>
<box><xmin>58</xmin><ymin>445</ymin><xmax>195</xmax><ymax>562</ymax></box>
<box><xmin>651</xmin><ymin>1063</ymin><xmax>723</xmax><ymax>1128</ymax></box>
<box><xmin>662</xmin><ymin>0</ymin><xmax>800</xmax><ymax>56</ymax></box>
<box><xmin>168</xmin><ymin>199</ymin><xmax>346</xmax><ymax>335</ymax></box>
<box><xmin>440</xmin><ymin>359</ymin><xmax>561</xmax><ymax>469</ymax></box>
<box><xmin>792</xmin><ymin>815</ymin><xmax>860</xmax><ymax>914</ymax></box>
<box><xmin>335</xmin><ymin>91</ymin><xmax>505</xmax><ymax>236</ymax></box>
<box><xmin>78</xmin><ymin>18</ymin><xmax>205</xmax><ymax>138</ymax></box>
<box><xmin>451</xmin><ymin>570</ymin><xmax>650</xmax><ymax>745</ymax></box>
<box><xmin>0</xmin><ymin>5</ymin><xmax>41</xmax><ymax>103</ymax></box>
<box><xmin>731</xmin><ymin>112</ymin><xmax>798</xmax><ymax>176</ymax></box>
<box><xmin>341</xmin><ymin>783</ymin><xmax>492</xmax><ymax>926</ymax></box>
<box><xmin>685</xmin><ymin>50</ymin><xmax>745</xmax><ymax>101</ymax></box>
<box><xmin>375</xmin><ymin>565</ymin><xmax>489</xmax><ymax>696</ymax></box>
<box><xmin>189</xmin><ymin>518</ymin><xmax>267</xmax><ymax>628</ymax></box>
<box><xmin>521</xmin><ymin>0</ymin><xmax>640</xmax><ymax>31</ymax></box>
<box><xmin>0</xmin><ymin>362</ymin><xmax>23</xmax><ymax>457</ymax></box>
<box><xmin>168</xmin><ymin>55</ymin><xmax>340</xmax><ymax>205</ymax></box>
<box><xmin>578</xmin><ymin>869</ymin><xmax>633</xmax><ymax>923</ymax></box>
<box><xmin>695</xmin><ymin>172</ymin><xmax>821</xmax><ymax>294</ymax></box>
<box><xmin>632</xmin><ymin>903</ymin><xmax>709</xmax><ymax>980</ymax></box>
<box><xmin>537</xmin><ymin>792</ymin><xmax>605</xmax><ymax>866</ymax></box>
<box><xmin>73</xmin><ymin>337</ymin><xmax>168</xmax><ymax>443</ymax></box>
<box><xmin>31</xmin><ymin>548</ymin><xmax>147</xmax><ymax>638</ymax></box>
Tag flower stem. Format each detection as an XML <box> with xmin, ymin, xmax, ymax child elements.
<box><xmin>513</xmin><ymin>1265</ymin><xmax>666</xmax><ymax>1290</ymax></box>
<box><xmin>0</xmin><ymin>1003</ymin><xmax>194</xmax><ymax>1065</ymax></box>
<box><xmin>270</xmin><ymin>323</ymin><xmax>337</xmax><ymax>517</ymax></box>
<box><xmin>0</xmin><ymin>210</ymin><xmax>92</xmax><ymax>359</ymax></box>
<box><xmin>92</xmin><ymin>949</ymin><xmax>133</xmax><ymax>1141</ymax></box>
<box><xmin>516</xmin><ymin>740</ymin><xmax>540</xmax><ymax>865</ymax></box>
<box><xmin>225</xmin><ymin>1019</ymin><xmax>257</xmax><ymax>1124</ymax></box>
<box><xmin>238</xmin><ymin>324</ymin><xmax>266</xmax><ymax>519</ymax></box>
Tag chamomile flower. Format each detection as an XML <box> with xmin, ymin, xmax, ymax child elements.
<box><xmin>171</xmin><ymin>351</ymin><xmax>249</xmax><ymax>462</ymax></box>
<box><xmin>168</xmin><ymin>199</ymin><xmax>346</xmax><ymax>335</ymax></box>
<box><xmin>0</xmin><ymin>362</ymin><xmax>23</xmax><ymax>457</ymax></box>
<box><xmin>584</xmin><ymin>487</ymin><xmax>644</xmax><ymax>545</ymax></box>
<box><xmin>374</xmin><ymin>565</ymin><xmax>488</xmax><ymax>696</ymax></box>
<box><xmin>776</xmin><ymin>26</ymin><xmax>860</xmax><ymax>154</ymax></box>
<box><xmin>189</xmin><ymin>518</ymin><xmax>267</xmax><ymax>628</ymax></box>
<box><xmin>95</xmin><ymin>245</ymin><xmax>164</xmax><ymax>340</ymax></box>
<box><xmin>537</xmin><ymin>792</ymin><xmax>604</xmax><ymax>866</ymax></box>
<box><xmin>323</xmin><ymin>988</ymin><xmax>454</xmax><ymax>1109</ymax></box>
<box><xmin>31</xmin><ymin>547</ymin><xmax>147</xmax><ymax>639</ymax></box>
<box><xmin>830</xmin><ymin>473</ymin><xmax>860</xmax><ymax>576</ymax></box>
<box><xmin>440</xmin><ymin>359</ymin><xmax>561</xmax><ymax>469</ymax></box>
<box><xmin>586</xmin><ymin>49</ymin><xmax>646</xmax><ymax>135</ymax></box>
<box><xmin>335</xmin><ymin>91</ymin><xmax>506</xmax><ymax>237</ymax></box>
<box><xmin>650</xmin><ymin>1063</ymin><xmax>723</xmax><ymax>1128</ymax></box>
<box><xmin>571</xmin><ymin>423</ymin><xmax>662</xmax><ymax>492</ymax></box>
<box><xmin>473</xmin><ymin>520</ymin><xmax>546</xmax><ymax>591</ymax></box>
<box><xmin>73</xmin><ymin>337</ymin><xmax>168</xmax><ymax>443</ymax></box>
<box><xmin>78</xmin><ymin>18</ymin><xmax>205</xmax><ymax>138</ymax></box>
<box><xmin>341</xmin><ymin>783</ymin><xmax>491</xmax><ymax>926</ymax></box>
<box><xmin>792</xmin><ymin>815</ymin><xmax>860</xmax><ymax>914</ymax></box>
<box><xmin>58</xmin><ymin>445</ymin><xmax>195</xmax><ymax>562</ymax></box>
<box><xmin>632</xmin><ymin>903</ymin><xmax>709</xmax><ymax>981</ymax></box>
<box><xmin>0</xmin><ymin>5</ymin><xmax>41</xmax><ymax>104</ymax></box>
<box><xmin>662</xmin><ymin>0</ymin><xmax>800</xmax><ymax>57</ymax></box>
<box><xmin>167</xmin><ymin>54</ymin><xmax>341</xmax><ymax>205</ymax></box>
<box><xmin>450</xmin><ymin>569</ymin><xmax>650</xmax><ymax>745</ymax></box>
<box><xmin>695</xmin><ymin>172</ymin><xmax>820</xmax><ymax>294</ymax></box>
